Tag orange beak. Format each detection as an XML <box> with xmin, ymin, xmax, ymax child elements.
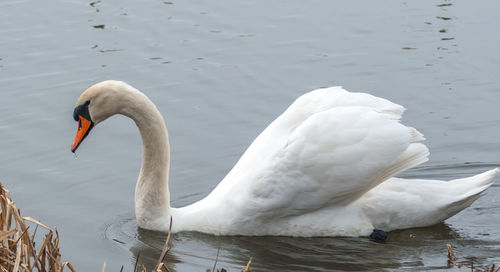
<box><xmin>71</xmin><ymin>115</ymin><xmax>94</xmax><ymax>153</ymax></box>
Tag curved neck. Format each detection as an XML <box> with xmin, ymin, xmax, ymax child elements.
<box><xmin>117</xmin><ymin>87</ymin><xmax>171</xmax><ymax>229</ymax></box>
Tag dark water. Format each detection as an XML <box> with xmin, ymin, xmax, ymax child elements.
<box><xmin>1</xmin><ymin>0</ymin><xmax>499</xmax><ymax>271</ymax></box>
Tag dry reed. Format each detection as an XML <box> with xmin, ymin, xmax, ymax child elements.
<box><xmin>447</xmin><ymin>244</ymin><xmax>500</xmax><ymax>272</ymax></box>
<box><xmin>0</xmin><ymin>182</ymin><xmax>250</xmax><ymax>272</ymax></box>
<box><xmin>0</xmin><ymin>182</ymin><xmax>75</xmax><ymax>272</ymax></box>
<box><xmin>132</xmin><ymin>218</ymin><xmax>252</xmax><ymax>272</ymax></box>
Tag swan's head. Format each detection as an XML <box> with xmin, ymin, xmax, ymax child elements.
<box><xmin>71</xmin><ymin>80</ymin><xmax>131</xmax><ymax>152</ymax></box>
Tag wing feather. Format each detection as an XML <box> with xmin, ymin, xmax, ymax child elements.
<box><xmin>209</xmin><ymin>87</ymin><xmax>427</xmax><ymax>221</ymax></box>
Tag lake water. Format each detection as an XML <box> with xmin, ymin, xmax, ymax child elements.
<box><xmin>0</xmin><ymin>0</ymin><xmax>499</xmax><ymax>271</ymax></box>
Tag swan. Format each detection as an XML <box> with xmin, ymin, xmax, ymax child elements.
<box><xmin>71</xmin><ymin>80</ymin><xmax>498</xmax><ymax>237</ymax></box>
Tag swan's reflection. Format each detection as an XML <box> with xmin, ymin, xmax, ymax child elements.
<box><xmin>131</xmin><ymin>223</ymin><xmax>466</xmax><ymax>271</ymax></box>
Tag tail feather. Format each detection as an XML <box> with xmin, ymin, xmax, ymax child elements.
<box><xmin>360</xmin><ymin>168</ymin><xmax>498</xmax><ymax>231</ymax></box>
<box><xmin>442</xmin><ymin>168</ymin><xmax>499</xmax><ymax>217</ymax></box>
<box><xmin>450</xmin><ymin>168</ymin><xmax>498</xmax><ymax>188</ymax></box>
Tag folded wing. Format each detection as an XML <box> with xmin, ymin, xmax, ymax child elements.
<box><xmin>210</xmin><ymin>87</ymin><xmax>429</xmax><ymax>220</ymax></box>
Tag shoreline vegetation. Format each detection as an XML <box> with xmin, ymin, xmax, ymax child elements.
<box><xmin>0</xmin><ymin>183</ymin><xmax>252</xmax><ymax>272</ymax></box>
<box><xmin>0</xmin><ymin>182</ymin><xmax>497</xmax><ymax>271</ymax></box>
<box><xmin>0</xmin><ymin>183</ymin><xmax>75</xmax><ymax>272</ymax></box>
<box><xmin>447</xmin><ymin>244</ymin><xmax>500</xmax><ymax>272</ymax></box>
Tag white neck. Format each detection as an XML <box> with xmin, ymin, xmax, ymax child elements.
<box><xmin>115</xmin><ymin>86</ymin><xmax>172</xmax><ymax>229</ymax></box>
<box><xmin>87</xmin><ymin>81</ymin><xmax>223</xmax><ymax>232</ymax></box>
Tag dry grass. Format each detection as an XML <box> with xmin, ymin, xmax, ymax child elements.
<box><xmin>447</xmin><ymin>244</ymin><xmax>500</xmax><ymax>272</ymax></box>
<box><xmin>132</xmin><ymin>218</ymin><xmax>173</xmax><ymax>272</ymax></box>
<box><xmin>0</xmin><ymin>182</ymin><xmax>75</xmax><ymax>272</ymax></box>
<box><xmin>132</xmin><ymin>218</ymin><xmax>252</xmax><ymax>272</ymax></box>
<box><xmin>0</xmin><ymin>181</ymin><xmax>252</xmax><ymax>272</ymax></box>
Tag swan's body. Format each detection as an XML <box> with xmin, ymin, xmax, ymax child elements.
<box><xmin>72</xmin><ymin>80</ymin><xmax>498</xmax><ymax>236</ymax></box>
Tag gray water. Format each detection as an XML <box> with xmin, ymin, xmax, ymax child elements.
<box><xmin>1</xmin><ymin>0</ymin><xmax>499</xmax><ymax>271</ymax></box>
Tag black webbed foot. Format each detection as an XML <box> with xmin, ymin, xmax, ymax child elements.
<box><xmin>369</xmin><ymin>229</ymin><xmax>387</xmax><ymax>243</ymax></box>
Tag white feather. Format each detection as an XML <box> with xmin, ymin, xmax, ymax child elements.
<box><xmin>76</xmin><ymin>81</ymin><xmax>498</xmax><ymax>236</ymax></box>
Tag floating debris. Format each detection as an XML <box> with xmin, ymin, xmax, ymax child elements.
<box><xmin>439</xmin><ymin>29</ymin><xmax>447</xmax><ymax>33</ymax></box>
<box><xmin>437</xmin><ymin>16</ymin><xmax>452</xmax><ymax>20</ymax></box>
<box><xmin>437</xmin><ymin>3</ymin><xmax>452</xmax><ymax>7</ymax></box>
<box><xmin>89</xmin><ymin>1</ymin><xmax>100</xmax><ymax>12</ymax></box>
<box><xmin>89</xmin><ymin>0</ymin><xmax>101</xmax><ymax>7</ymax></box>
<box><xmin>98</xmin><ymin>49</ymin><xmax>123</xmax><ymax>53</ymax></box>
<box><xmin>93</xmin><ymin>24</ymin><xmax>105</xmax><ymax>29</ymax></box>
<box><xmin>441</xmin><ymin>37</ymin><xmax>454</xmax><ymax>40</ymax></box>
<box><xmin>402</xmin><ymin>47</ymin><xmax>417</xmax><ymax>50</ymax></box>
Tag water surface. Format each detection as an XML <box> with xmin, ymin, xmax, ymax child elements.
<box><xmin>0</xmin><ymin>0</ymin><xmax>499</xmax><ymax>271</ymax></box>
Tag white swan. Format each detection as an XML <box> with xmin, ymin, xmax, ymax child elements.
<box><xmin>71</xmin><ymin>80</ymin><xmax>498</xmax><ymax>237</ymax></box>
